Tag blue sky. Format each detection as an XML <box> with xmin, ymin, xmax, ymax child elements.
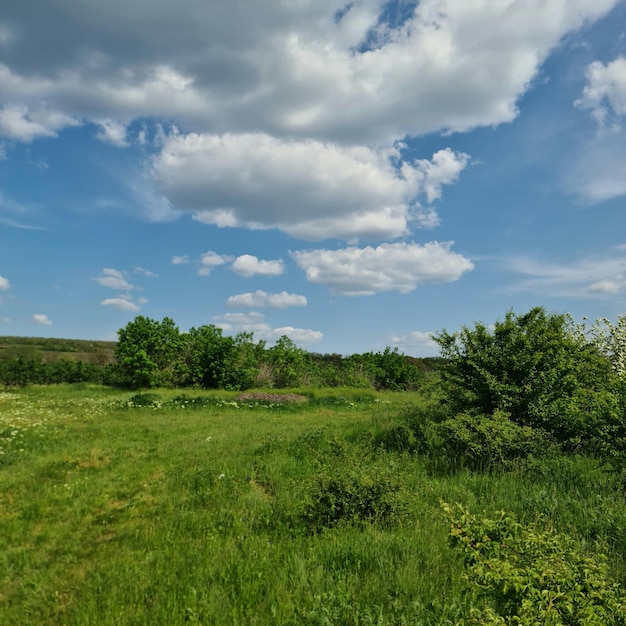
<box><xmin>1</xmin><ymin>0</ymin><xmax>626</xmax><ymax>356</ymax></box>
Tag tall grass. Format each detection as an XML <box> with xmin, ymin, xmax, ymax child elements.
<box><xmin>0</xmin><ymin>385</ymin><xmax>623</xmax><ymax>624</ymax></box>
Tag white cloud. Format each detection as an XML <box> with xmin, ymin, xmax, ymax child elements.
<box><xmin>172</xmin><ymin>255</ymin><xmax>190</xmax><ymax>265</ymax></box>
<box><xmin>0</xmin><ymin>105</ymin><xmax>79</xmax><ymax>142</ymax></box>
<box><xmin>154</xmin><ymin>133</ymin><xmax>469</xmax><ymax>241</ymax></box>
<box><xmin>389</xmin><ymin>331</ymin><xmax>439</xmax><ymax>357</ymax></box>
<box><xmin>198</xmin><ymin>251</ymin><xmax>230</xmax><ymax>276</ymax></box>
<box><xmin>291</xmin><ymin>241</ymin><xmax>474</xmax><ymax>296</ymax></box>
<box><xmin>96</xmin><ymin>119</ymin><xmax>129</xmax><ymax>147</ymax></box>
<box><xmin>133</xmin><ymin>266</ymin><xmax>158</xmax><ymax>277</ymax></box>
<box><xmin>272</xmin><ymin>327</ymin><xmax>324</xmax><ymax>345</ymax></box>
<box><xmin>576</xmin><ymin>56</ymin><xmax>626</xmax><ymax>125</ymax></box>
<box><xmin>33</xmin><ymin>313</ymin><xmax>52</xmax><ymax>326</ymax></box>
<box><xmin>0</xmin><ymin>1</ymin><xmax>616</xmax><ymax>144</ymax></box>
<box><xmin>570</xmin><ymin>56</ymin><xmax>626</xmax><ymax>204</ymax></box>
<box><xmin>227</xmin><ymin>289</ymin><xmax>307</xmax><ymax>309</ymax></box>
<box><xmin>507</xmin><ymin>250</ymin><xmax>626</xmax><ymax>297</ymax></box>
<box><xmin>100</xmin><ymin>297</ymin><xmax>141</xmax><ymax>312</ymax></box>
<box><xmin>0</xmin><ymin>274</ymin><xmax>9</xmax><ymax>291</ymax></box>
<box><xmin>215</xmin><ymin>311</ymin><xmax>322</xmax><ymax>345</ymax></box>
<box><xmin>94</xmin><ymin>268</ymin><xmax>134</xmax><ymax>290</ymax></box>
<box><xmin>566</xmin><ymin>115</ymin><xmax>626</xmax><ymax>204</ymax></box>
<box><xmin>230</xmin><ymin>255</ymin><xmax>284</xmax><ymax>277</ymax></box>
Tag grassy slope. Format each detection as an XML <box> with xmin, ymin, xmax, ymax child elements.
<box><xmin>0</xmin><ymin>337</ymin><xmax>116</xmax><ymax>364</ymax></box>
<box><xmin>0</xmin><ymin>386</ymin><xmax>624</xmax><ymax>625</ymax></box>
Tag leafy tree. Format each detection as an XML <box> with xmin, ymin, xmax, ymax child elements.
<box><xmin>180</xmin><ymin>324</ymin><xmax>235</xmax><ymax>389</ymax></box>
<box><xmin>223</xmin><ymin>331</ymin><xmax>265</xmax><ymax>390</ymax></box>
<box><xmin>115</xmin><ymin>316</ymin><xmax>184</xmax><ymax>388</ymax></box>
<box><xmin>265</xmin><ymin>335</ymin><xmax>310</xmax><ymax>388</ymax></box>
<box><xmin>433</xmin><ymin>307</ymin><xmax>620</xmax><ymax>448</ymax></box>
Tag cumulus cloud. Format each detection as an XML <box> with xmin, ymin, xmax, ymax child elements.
<box><xmin>389</xmin><ymin>331</ymin><xmax>439</xmax><ymax>357</ymax></box>
<box><xmin>172</xmin><ymin>255</ymin><xmax>190</xmax><ymax>265</ymax></box>
<box><xmin>33</xmin><ymin>313</ymin><xmax>52</xmax><ymax>326</ymax></box>
<box><xmin>227</xmin><ymin>290</ymin><xmax>307</xmax><ymax>309</ymax></box>
<box><xmin>100</xmin><ymin>296</ymin><xmax>141</xmax><ymax>312</ymax></box>
<box><xmin>576</xmin><ymin>56</ymin><xmax>626</xmax><ymax>126</ymax></box>
<box><xmin>155</xmin><ymin>135</ymin><xmax>469</xmax><ymax>241</ymax></box>
<box><xmin>230</xmin><ymin>255</ymin><xmax>284</xmax><ymax>277</ymax></box>
<box><xmin>291</xmin><ymin>241</ymin><xmax>474</xmax><ymax>296</ymax></box>
<box><xmin>0</xmin><ymin>274</ymin><xmax>9</xmax><ymax>291</ymax></box>
<box><xmin>0</xmin><ymin>0</ymin><xmax>616</xmax><ymax>144</ymax></box>
<box><xmin>507</xmin><ymin>249</ymin><xmax>626</xmax><ymax>297</ymax></box>
<box><xmin>216</xmin><ymin>311</ymin><xmax>322</xmax><ymax>345</ymax></box>
<box><xmin>95</xmin><ymin>119</ymin><xmax>129</xmax><ymax>147</ymax></box>
<box><xmin>0</xmin><ymin>105</ymin><xmax>79</xmax><ymax>142</ymax></box>
<box><xmin>198</xmin><ymin>251</ymin><xmax>230</xmax><ymax>276</ymax></box>
<box><xmin>0</xmin><ymin>0</ymin><xmax>617</xmax><ymax>244</ymax></box>
<box><xmin>272</xmin><ymin>327</ymin><xmax>324</xmax><ymax>344</ymax></box>
<box><xmin>94</xmin><ymin>268</ymin><xmax>134</xmax><ymax>290</ymax></box>
<box><xmin>569</xmin><ymin>56</ymin><xmax>626</xmax><ymax>204</ymax></box>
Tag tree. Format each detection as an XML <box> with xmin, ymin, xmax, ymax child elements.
<box><xmin>115</xmin><ymin>316</ymin><xmax>184</xmax><ymax>388</ymax></box>
<box><xmin>265</xmin><ymin>335</ymin><xmax>310</xmax><ymax>388</ymax></box>
<box><xmin>181</xmin><ymin>324</ymin><xmax>235</xmax><ymax>389</ymax></box>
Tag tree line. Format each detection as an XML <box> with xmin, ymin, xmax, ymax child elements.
<box><xmin>0</xmin><ymin>315</ymin><xmax>433</xmax><ymax>390</ymax></box>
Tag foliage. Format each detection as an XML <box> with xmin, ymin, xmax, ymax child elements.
<box><xmin>1</xmin><ymin>385</ymin><xmax>625</xmax><ymax>625</ymax></box>
<box><xmin>442</xmin><ymin>501</ymin><xmax>626</xmax><ymax>625</ymax></box>
<box><xmin>434</xmin><ymin>307</ymin><xmax>620</xmax><ymax>449</ymax></box>
<box><xmin>263</xmin><ymin>335</ymin><xmax>311</xmax><ymax>388</ymax></box>
<box><xmin>436</xmin><ymin>410</ymin><xmax>555</xmax><ymax>471</ymax></box>
<box><xmin>303</xmin><ymin>453</ymin><xmax>405</xmax><ymax>531</ymax></box>
<box><xmin>569</xmin><ymin>314</ymin><xmax>626</xmax><ymax>381</ymax></box>
<box><xmin>115</xmin><ymin>316</ymin><xmax>184</xmax><ymax>388</ymax></box>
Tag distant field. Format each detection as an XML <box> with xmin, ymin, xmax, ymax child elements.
<box><xmin>0</xmin><ymin>385</ymin><xmax>624</xmax><ymax>625</ymax></box>
<box><xmin>0</xmin><ymin>336</ymin><xmax>116</xmax><ymax>365</ymax></box>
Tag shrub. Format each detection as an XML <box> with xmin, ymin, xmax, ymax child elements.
<box><xmin>434</xmin><ymin>307</ymin><xmax>620</xmax><ymax>449</ymax></box>
<box><xmin>436</xmin><ymin>410</ymin><xmax>555</xmax><ymax>470</ymax></box>
<box><xmin>442</xmin><ymin>502</ymin><xmax>626</xmax><ymax>625</ymax></box>
<box><xmin>303</xmin><ymin>461</ymin><xmax>404</xmax><ymax>531</ymax></box>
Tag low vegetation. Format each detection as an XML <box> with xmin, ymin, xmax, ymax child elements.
<box><xmin>0</xmin><ymin>306</ymin><xmax>624</xmax><ymax>624</ymax></box>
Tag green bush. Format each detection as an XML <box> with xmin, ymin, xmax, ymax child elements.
<box><xmin>442</xmin><ymin>502</ymin><xmax>626</xmax><ymax>625</ymax></box>
<box><xmin>303</xmin><ymin>461</ymin><xmax>404</xmax><ymax>531</ymax></box>
<box><xmin>436</xmin><ymin>410</ymin><xmax>555</xmax><ymax>470</ymax></box>
<box><xmin>434</xmin><ymin>307</ymin><xmax>620</xmax><ymax>449</ymax></box>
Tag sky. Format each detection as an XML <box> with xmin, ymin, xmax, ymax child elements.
<box><xmin>1</xmin><ymin>0</ymin><xmax>626</xmax><ymax>357</ymax></box>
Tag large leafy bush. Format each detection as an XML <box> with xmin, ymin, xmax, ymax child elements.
<box><xmin>442</xmin><ymin>502</ymin><xmax>626</xmax><ymax>625</ymax></box>
<box><xmin>433</xmin><ymin>307</ymin><xmax>620</xmax><ymax>449</ymax></box>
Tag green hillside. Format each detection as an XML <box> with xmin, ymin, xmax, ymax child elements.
<box><xmin>0</xmin><ymin>336</ymin><xmax>116</xmax><ymax>365</ymax></box>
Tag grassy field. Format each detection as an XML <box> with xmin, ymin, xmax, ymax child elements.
<box><xmin>0</xmin><ymin>337</ymin><xmax>116</xmax><ymax>365</ymax></box>
<box><xmin>0</xmin><ymin>385</ymin><xmax>624</xmax><ymax>625</ymax></box>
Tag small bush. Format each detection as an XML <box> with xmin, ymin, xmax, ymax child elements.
<box><xmin>126</xmin><ymin>392</ymin><xmax>161</xmax><ymax>407</ymax></box>
<box><xmin>375</xmin><ymin>421</ymin><xmax>429</xmax><ymax>454</ymax></box>
<box><xmin>436</xmin><ymin>410</ymin><xmax>554</xmax><ymax>470</ymax></box>
<box><xmin>304</xmin><ymin>462</ymin><xmax>404</xmax><ymax>531</ymax></box>
<box><xmin>442</xmin><ymin>501</ymin><xmax>626</xmax><ymax>625</ymax></box>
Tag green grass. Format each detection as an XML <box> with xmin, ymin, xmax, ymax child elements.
<box><xmin>0</xmin><ymin>385</ymin><xmax>624</xmax><ymax>625</ymax></box>
<box><xmin>0</xmin><ymin>336</ymin><xmax>116</xmax><ymax>364</ymax></box>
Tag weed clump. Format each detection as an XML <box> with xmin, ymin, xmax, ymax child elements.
<box><xmin>303</xmin><ymin>460</ymin><xmax>404</xmax><ymax>531</ymax></box>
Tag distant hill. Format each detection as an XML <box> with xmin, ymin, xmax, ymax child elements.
<box><xmin>0</xmin><ymin>336</ymin><xmax>116</xmax><ymax>365</ymax></box>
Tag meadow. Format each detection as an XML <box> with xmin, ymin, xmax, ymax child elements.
<box><xmin>1</xmin><ymin>384</ymin><xmax>624</xmax><ymax>625</ymax></box>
